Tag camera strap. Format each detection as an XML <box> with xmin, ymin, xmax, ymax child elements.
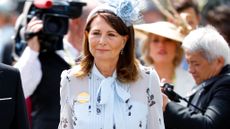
<box><xmin>188</xmin><ymin>84</ymin><xmax>205</xmax><ymax>113</ymax></box>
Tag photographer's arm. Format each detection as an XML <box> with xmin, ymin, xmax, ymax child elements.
<box><xmin>14</xmin><ymin>47</ymin><xmax>42</xmax><ymax>98</ymax></box>
<box><xmin>14</xmin><ymin>17</ymin><xmax>43</xmax><ymax>98</ymax></box>
<box><xmin>163</xmin><ymin>85</ymin><xmax>230</xmax><ymax>129</ymax></box>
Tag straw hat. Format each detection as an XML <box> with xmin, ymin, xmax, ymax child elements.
<box><xmin>134</xmin><ymin>21</ymin><xmax>184</xmax><ymax>42</ymax></box>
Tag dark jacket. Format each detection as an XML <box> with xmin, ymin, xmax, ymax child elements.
<box><xmin>164</xmin><ymin>65</ymin><xmax>230</xmax><ymax>129</ymax></box>
<box><xmin>31</xmin><ymin>52</ymin><xmax>70</xmax><ymax>129</ymax></box>
<box><xmin>0</xmin><ymin>63</ymin><xmax>30</xmax><ymax>129</ymax></box>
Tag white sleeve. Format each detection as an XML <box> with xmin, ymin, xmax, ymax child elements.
<box><xmin>58</xmin><ymin>70</ymin><xmax>73</xmax><ymax>129</ymax></box>
<box><xmin>148</xmin><ymin>69</ymin><xmax>165</xmax><ymax>129</ymax></box>
<box><xmin>14</xmin><ymin>47</ymin><xmax>42</xmax><ymax>98</ymax></box>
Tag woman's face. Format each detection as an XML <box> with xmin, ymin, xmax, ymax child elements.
<box><xmin>88</xmin><ymin>16</ymin><xmax>127</xmax><ymax>63</ymax></box>
<box><xmin>148</xmin><ymin>34</ymin><xmax>178</xmax><ymax>65</ymax></box>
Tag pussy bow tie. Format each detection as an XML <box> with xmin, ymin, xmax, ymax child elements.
<box><xmin>97</xmin><ymin>76</ymin><xmax>130</xmax><ymax>129</ymax></box>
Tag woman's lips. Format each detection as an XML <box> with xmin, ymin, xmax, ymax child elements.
<box><xmin>158</xmin><ymin>50</ymin><xmax>167</xmax><ymax>55</ymax></box>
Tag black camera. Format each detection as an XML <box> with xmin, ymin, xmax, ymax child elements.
<box><xmin>15</xmin><ymin>0</ymin><xmax>86</xmax><ymax>53</ymax></box>
<box><xmin>162</xmin><ymin>83</ymin><xmax>183</xmax><ymax>102</ymax></box>
<box><xmin>162</xmin><ymin>83</ymin><xmax>204</xmax><ymax>113</ymax></box>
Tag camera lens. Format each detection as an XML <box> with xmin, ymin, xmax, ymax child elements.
<box><xmin>43</xmin><ymin>14</ymin><xmax>69</xmax><ymax>35</ymax></box>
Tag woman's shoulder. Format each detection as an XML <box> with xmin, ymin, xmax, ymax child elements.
<box><xmin>60</xmin><ymin>65</ymin><xmax>89</xmax><ymax>98</ymax></box>
<box><xmin>61</xmin><ymin>65</ymin><xmax>87</xmax><ymax>86</ymax></box>
<box><xmin>133</xmin><ymin>65</ymin><xmax>160</xmax><ymax>90</ymax></box>
<box><xmin>63</xmin><ymin>65</ymin><xmax>80</xmax><ymax>75</ymax></box>
<box><xmin>138</xmin><ymin>64</ymin><xmax>159</xmax><ymax>79</ymax></box>
<box><xmin>61</xmin><ymin>65</ymin><xmax>83</xmax><ymax>79</ymax></box>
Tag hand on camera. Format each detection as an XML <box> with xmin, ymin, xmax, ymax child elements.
<box><xmin>160</xmin><ymin>78</ymin><xmax>170</xmax><ymax>112</ymax></box>
<box><xmin>26</xmin><ymin>17</ymin><xmax>43</xmax><ymax>52</ymax></box>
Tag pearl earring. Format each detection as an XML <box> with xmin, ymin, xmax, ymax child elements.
<box><xmin>120</xmin><ymin>49</ymin><xmax>124</xmax><ymax>55</ymax></box>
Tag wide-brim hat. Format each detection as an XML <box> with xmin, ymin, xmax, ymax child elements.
<box><xmin>134</xmin><ymin>21</ymin><xmax>184</xmax><ymax>42</ymax></box>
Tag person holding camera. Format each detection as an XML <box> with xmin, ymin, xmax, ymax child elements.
<box><xmin>13</xmin><ymin>1</ymin><xmax>87</xmax><ymax>129</ymax></box>
<box><xmin>58</xmin><ymin>0</ymin><xmax>165</xmax><ymax>129</ymax></box>
<box><xmin>14</xmin><ymin>16</ymin><xmax>71</xmax><ymax>129</ymax></box>
<box><xmin>163</xmin><ymin>26</ymin><xmax>230</xmax><ymax>129</ymax></box>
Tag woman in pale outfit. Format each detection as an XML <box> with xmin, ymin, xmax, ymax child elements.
<box><xmin>135</xmin><ymin>22</ymin><xmax>195</xmax><ymax>101</ymax></box>
<box><xmin>58</xmin><ymin>0</ymin><xmax>165</xmax><ymax>129</ymax></box>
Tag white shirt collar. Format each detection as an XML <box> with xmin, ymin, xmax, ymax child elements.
<box><xmin>91</xmin><ymin>63</ymin><xmax>117</xmax><ymax>79</ymax></box>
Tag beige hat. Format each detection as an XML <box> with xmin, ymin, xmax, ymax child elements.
<box><xmin>134</xmin><ymin>21</ymin><xmax>184</xmax><ymax>42</ymax></box>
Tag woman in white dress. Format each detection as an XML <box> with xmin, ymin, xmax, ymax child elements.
<box><xmin>58</xmin><ymin>0</ymin><xmax>165</xmax><ymax>129</ymax></box>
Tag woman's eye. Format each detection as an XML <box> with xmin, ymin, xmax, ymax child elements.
<box><xmin>92</xmin><ymin>32</ymin><xmax>100</xmax><ymax>35</ymax></box>
<box><xmin>150</xmin><ymin>39</ymin><xmax>159</xmax><ymax>43</ymax></box>
<box><xmin>165</xmin><ymin>38</ymin><xmax>173</xmax><ymax>43</ymax></box>
<box><xmin>154</xmin><ymin>39</ymin><xmax>159</xmax><ymax>42</ymax></box>
<box><xmin>108</xmin><ymin>33</ymin><xmax>116</xmax><ymax>37</ymax></box>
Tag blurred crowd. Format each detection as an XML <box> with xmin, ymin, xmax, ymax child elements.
<box><xmin>1</xmin><ymin>0</ymin><xmax>230</xmax><ymax>65</ymax></box>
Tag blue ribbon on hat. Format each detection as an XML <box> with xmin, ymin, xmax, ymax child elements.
<box><xmin>87</xmin><ymin>0</ymin><xmax>143</xmax><ymax>27</ymax></box>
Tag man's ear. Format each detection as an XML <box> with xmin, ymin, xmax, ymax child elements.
<box><xmin>217</xmin><ymin>56</ymin><xmax>225</xmax><ymax>67</ymax></box>
<box><xmin>213</xmin><ymin>56</ymin><xmax>225</xmax><ymax>73</ymax></box>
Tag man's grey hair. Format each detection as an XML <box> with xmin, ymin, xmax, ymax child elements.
<box><xmin>182</xmin><ymin>25</ymin><xmax>230</xmax><ymax>65</ymax></box>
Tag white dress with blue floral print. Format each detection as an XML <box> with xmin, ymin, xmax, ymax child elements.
<box><xmin>58</xmin><ymin>64</ymin><xmax>165</xmax><ymax>129</ymax></box>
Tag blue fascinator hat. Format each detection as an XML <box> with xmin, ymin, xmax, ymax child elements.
<box><xmin>86</xmin><ymin>0</ymin><xmax>143</xmax><ymax>27</ymax></box>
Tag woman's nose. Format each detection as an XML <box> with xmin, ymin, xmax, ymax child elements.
<box><xmin>158</xmin><ymin>41</ymin><xmax>165</xmax><ymax>46</ymax></box>
<box><xmin>155</xmin><ymin>40</ymin><xmax>166</xmax><ymax>48</ymax></box>
<box><xmin>99</xmin><ymin>35</ymin><xmax>107</xmax><ymax>46</ymax></box>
